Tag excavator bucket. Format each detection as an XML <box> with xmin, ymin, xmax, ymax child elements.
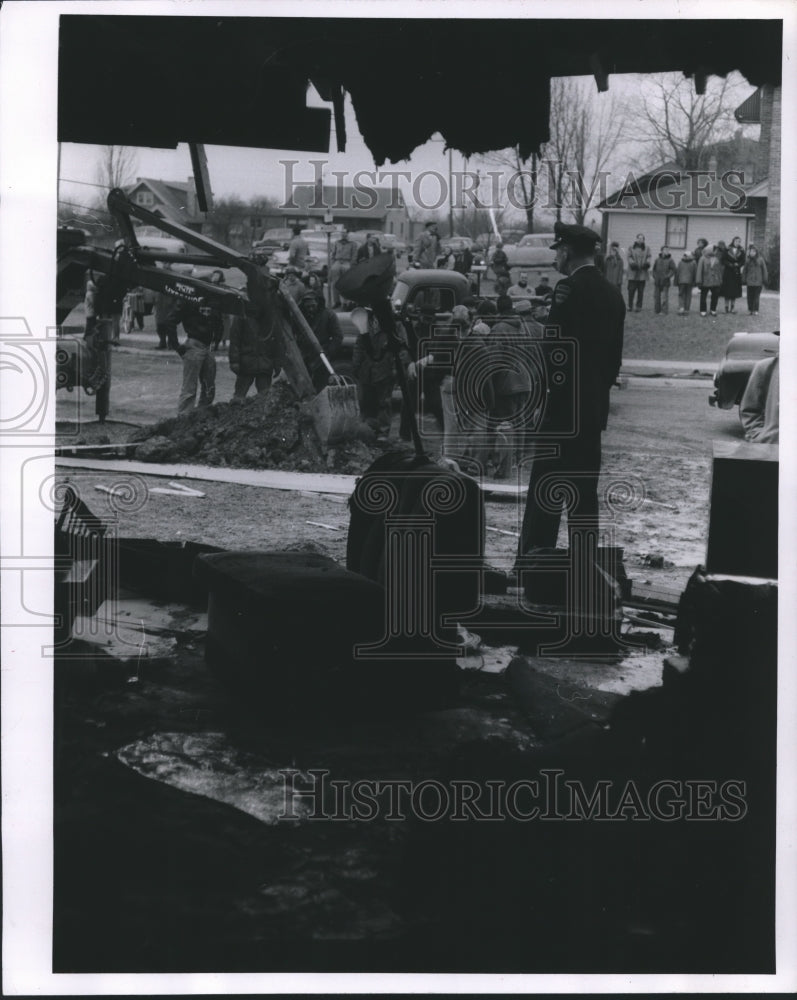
<box><xmin>309</xmin><ymin>375</ymin><xmax>361</xmax><ymax>446</ymax></box>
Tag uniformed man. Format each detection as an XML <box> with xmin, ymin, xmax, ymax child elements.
<box><xmin>517</xmin><ymin>221</ymin><xmax>625</xmax><ymax>559</ymax></box>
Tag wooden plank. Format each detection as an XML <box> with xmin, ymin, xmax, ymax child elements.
<box><xmin>55</xmin><ymin>456</ymin><xmax>526</xmax><ymax>498</ymax></box>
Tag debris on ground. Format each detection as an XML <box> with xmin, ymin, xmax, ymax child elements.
<box><xmin>129</xmin><ymin>385</ymin><xmax>397</xmax><ymax>474</ymax></box>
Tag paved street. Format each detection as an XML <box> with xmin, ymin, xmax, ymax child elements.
<box><xmin>57</xmin><ymin>318</ymin><xmax>742</xmax><ymax>458</ymax></box>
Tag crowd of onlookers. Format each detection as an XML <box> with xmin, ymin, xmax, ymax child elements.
<box><xmin>600</xmin><ymin>232</ymin><xmax>769</xmax><ymax>317</ymax></box>
<box><xmin>90</xmin><ymin>222</ymin><xmax>773</xmax><ymax>457</ymax></box>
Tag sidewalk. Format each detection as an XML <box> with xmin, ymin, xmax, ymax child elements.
<box><xmin>622</xmin><ymin>358</ymin><xmax>717</xmax><ymax>374</ymax></box>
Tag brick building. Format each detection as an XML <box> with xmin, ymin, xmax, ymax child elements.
<box><xmin>735</xmin><ymin>84</ymin><xmax>781</xmax><ymax>254</ymax></box>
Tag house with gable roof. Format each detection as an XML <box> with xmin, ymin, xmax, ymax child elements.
<box><xmin>598</xmin><ymin>84</ymin><xmax>780</xmax><ymax>262</ymax></box>
<box><xmin>125</xmin><ymin>177</ymin><xmax>206</xmax><ymax>232</ymax></box>
<box><xmin>597</xmin><ymin>160</ymin><xmax>755</xmax><ymax>256</ymax></box>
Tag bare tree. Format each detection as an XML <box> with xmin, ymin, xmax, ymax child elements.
<box><xmin>95</xmin><ymin>144</ymin><xmax>138</xmax><ymax>193</ymax></box>
<box><xmin>481</xmin><ymin>146</ymin><xmax>541</xmax><ymax>233</ymax></box>
<box><xmin>631</xmin><ymin>72</ymin><xmax>747</xmax><ymax>172</ymax></box>
<box><xmin>541</xmin><ymin>77</ymin><xmax>581</xmax><ymax>224</ymax></box>
<box><xmin>479</xmin><ymin>77</ymin><xmax>628</xmax><ymax>230</ymax></box>
<box><xmin>566</xmin><ymin>80</ymin><xmax>629</xmax><ymax>225</ymax></box>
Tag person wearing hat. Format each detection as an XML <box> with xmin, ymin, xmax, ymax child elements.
<box><xmin>297</xmin><ymin>290</ymin><xmax>344</xmax><ymax>393</ymax></box>
<box><xmin>412</xmin><ymin>221</ymin><xmax>441</xmax><ymax>269</ymax></box>
<box><xmin>517</xmin><ymin>220</ymin><xmax>625</xmax><ymax>566</ymax></box>
<box><xmin>280</xmin><ymin>266</ymin><xmax>307</xmax><ymax>302</ymax></box>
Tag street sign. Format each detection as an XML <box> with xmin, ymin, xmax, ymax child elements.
<box><xmin>316</xmin><ymin>224</ymin><xmax>340</xmax><ymax>233</ymax></box>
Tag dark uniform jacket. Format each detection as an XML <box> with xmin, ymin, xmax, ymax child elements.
<box><xmin>228</xmin><ymin>314</ymin><xmax>276</xmax><ymax>375</ymax></box>
<box><xmin>164</xmin><ymin>299</ymin><xmax>223</xmax><ymax>349</ymax></box>
<box><xmin>543</xmin><ymin>264</ymin><xmax>625</xmax><ymax>436</ymax></box>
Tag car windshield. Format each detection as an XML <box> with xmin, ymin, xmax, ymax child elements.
<box><xmin>395</xmin><ymin>282</ymin><xmax>458</xmax><ymax>313</ymax></box>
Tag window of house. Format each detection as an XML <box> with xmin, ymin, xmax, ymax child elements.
<box><xmin>665</xmin><ymin>215</ymin><xmax>687</xmax><ymax>248</ymax></box>
<box><xmin>135</xmin><ymin>191</ymin><xmax>155</xmax><ymax>207</ymax></box>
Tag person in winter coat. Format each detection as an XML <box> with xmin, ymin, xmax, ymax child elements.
<box><xmin>742</xmin><ymin>245</ymin><xmax>768</xmax><ymax>315</ymax></box>
<box><xmin>280</xmin><ymin>267</ymin><xmax>307</xmax><ymax>303</ymax></box>
<box><xmin>162</xmin><ymin>297</ymin><xmax>224</xmax><ymax>414</ymax></box>
<box><xmin>651</xmin><ymin>247</ymin><xmax>677</xmax><ymax>314</ymax></box>
<box><xmin>692</xmin><ymin>238</ymin><xmax>709</xmax><ymax>263</ymax></box>
<box><xmin>287</xmin><ymin>225</ymin><xmax>309</xmax><ymax>271</ymax></box>
<box><xmin>228</xmin><ymin>311</ymin><xmax>277</xmax><ymax>399</ymax></box>
<box><xmin>626</xmin><ymin>234</ymin><xmax>651</xmax><ymax>311</ymax></box>
<box><xmin>676</xmin><ymin>251</ymin><xmax>697</xmax><ymax>314</ymax></box>
<box><xmin>720</xmin><ymin>236</ymin><xmax>745</xmax><ymax>313</ymax></box>
<box><xmin>328</xmin><ymin>230</ymin><xmax>357</xmax><ymax>308</ymax></box>
<box><xmin>739</xmin><ymin>352</ymin><xmax>779</xmax><ymax>444</ymax></box>
<box><xmin>603</xmin><ymin>242</ymin><xmax>625</xmax><ymax>290</ymax></box>
<box><xmin>356</xmin><ymin>232</ymin><xmax>382</xmax><ymax>263</ymax></box>
<box><xmin>696</xmin><ymin>245</ymin><xmax>723</xmax><ymax>316</ymax></box>
<box><xmin>486</xmin><ymin>304</ymin><xmax>535</xmax><ymax>476</ymax></box>
<box><xmin>413</xmin><ymin>222</ymin><xmax>441</xmax><ymax>269</ymax></box>
<box><xmin>352</xmin><ymin>310</ymin><xmax>410</xmax><ymax>439</ymax></box>
<box><xmin>153</xmin><ymin>265</ymin><xmax>180</xmax><ymax>350</ymax></box>
<box><xmin>297</xmin><ymin>291</ymin><xmax>344</xmax><ymax>393</ymax></box>
<box><xmin>491</xmin><ymin>242</ymin><xmax>510</xmax><ymax>285</ymax></box>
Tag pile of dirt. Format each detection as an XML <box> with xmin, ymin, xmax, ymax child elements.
<box><xmin>129</xmin><ymin>384</ymin><xmax>396</xmax><ymax>474</ymax></box>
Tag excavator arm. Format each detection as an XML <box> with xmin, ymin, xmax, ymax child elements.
<box><xmin>57</xmin><ymin>188</ymin><xmax>272</xmax><ymax>325</ymax></box>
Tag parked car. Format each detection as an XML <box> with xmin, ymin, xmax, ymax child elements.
<box><xmin>391</xmin><ymin>267</ymin><xmax>471</xmax><ymax>318</ymax></box>
<box><xmin>502</xmin><ymin>232</ymin><xmax>557</xmax><ymax>269</ymax></box>
<box><xmin>268</xmin><ymin>230</ymin><xmax>335</xmax><ymax>278</ymax></box>
<box><xmin>442</xmin><ymin>236</ymin><xmax>474</xmax><ymax>253</ymax></box>
<box><xmin>709</xmin><ymin>331</ymin><xmax>780</xmax><ymax>409</ymax></box>
<box><xmin>189</xmin><ymin>264</ymin><xmax>247</xmax><ymax>290</ymax></box>
<box><xmin>252</xmin><ymin>227</ymin><xmax>293</xmax><ymax>256</ymax></box>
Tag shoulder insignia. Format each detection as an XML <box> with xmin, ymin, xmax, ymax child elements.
<box><xmin>554</xmin><ymin>282</ymin><xmax>572</xmax><ymax>305</ymax></box>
